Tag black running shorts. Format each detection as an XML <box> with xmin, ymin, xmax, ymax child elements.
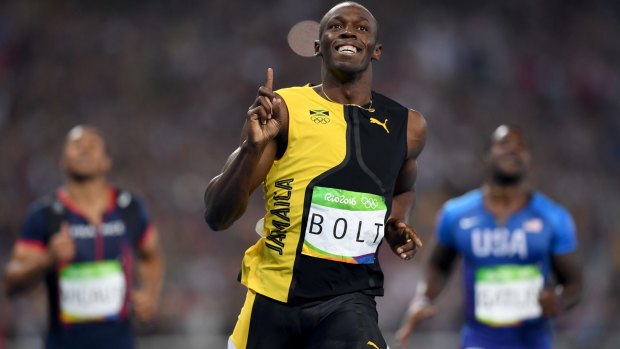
<box><xmin>228</xmin><ymin>289</ymin><xmax>388</xmax><ymax>349</ymax></box>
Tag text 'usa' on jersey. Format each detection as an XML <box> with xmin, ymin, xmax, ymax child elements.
<box><xmin>436</xmin><ymin>189</ymin><xmax>577</xmax><ymax>345</ymax></box>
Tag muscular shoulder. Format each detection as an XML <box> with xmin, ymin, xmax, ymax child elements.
<box><xmin>530</xmin><ymin>192</ymin><xmax>574</xmax><ymax>225</ymax></box>
<box><xmin>443</xmin><ymin>189</ymin><xmax>483</xmax><ymax>215</ymax></box>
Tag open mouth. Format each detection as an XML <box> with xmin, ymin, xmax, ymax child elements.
<box><xmin>335</xmin><ymin>44</ymin><xmax>359</xmax><ymax>55</ymax></box>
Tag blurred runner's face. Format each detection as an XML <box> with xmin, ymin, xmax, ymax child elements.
<box><xmin>487</xmin><ymin>126</ymin><xmax>531</xmax><ymax>184</ymax></box>
<box><xmin>62</xmin><ymin>127</ymin><xmax>111</xmax><ymax>180</ymax></box>
<box><xmin>318</xmin><ymin>5</ymin><xmax>381</xmax><ymax>74</ymax></box>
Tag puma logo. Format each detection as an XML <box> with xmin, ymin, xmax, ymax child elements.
<box><xmin>367</xmin><ymin>341</ymin><xmax>381</xmax><ymax>349</ymax></box>
<box><xmin>369</xmin><ymin>117</ymin><xmax>389</xmax><ymax>133</ymax></box>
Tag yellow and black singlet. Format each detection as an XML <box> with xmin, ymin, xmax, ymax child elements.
<box><xmin>240</xmin><ymin>85</ymin><xmax>409</xmax><ymax>304</ymax></box>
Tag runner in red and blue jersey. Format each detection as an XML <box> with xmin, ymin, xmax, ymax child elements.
<box><xmin>396</xmin><ymin>125</ymin><xmax>582</xmax><ymax>349</ymax></box>
<box><xmin>4</xmin><ymin>125</ymin><xmax>164</xmax><ymax>349</ymax></box>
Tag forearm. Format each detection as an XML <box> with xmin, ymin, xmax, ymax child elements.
<box><xmin>4</xmin><ymin>253</ymin><xmax>52</xmax><ymax>296</ymax></box>
<box><xmin>551</xmin><ymin>252</ymin><xmax>582</xmax><ymax>311</ymax></box>
<box><xmin>424</xmin><ymin>244</ymin><xmax>458</xmax><ymax>301</ymax></box>
<box><xmin>558</xmin><ymin>279</ymin><xmax>582</xmax><ymax>311</ymax></box>
<box><xmin>424</xmin><ymin>265</ymin><xmax>449</xmax><ymax>300</ymax></box>
<box><xmin>560</xmin><ymin>284</ymin><xmax>581</xmax><ymax>311</ymax></box>
<box><xmin>406</xmin><ymin>265</ymin><xmax>449</xmax><ymax>315</ymax></box>
<box><xmin>137</xmin><ymin>252</ymin><xmax>164</xmax><ymax>300</ymax></box>
<box><xmin>389</xmin><ymin>190</ymin><xmax>414</xmax><ymax>223</ymax></box>
<box><xmin>204</xmin><ymin>142</ymin><xmax>266</xmax><ymax>230</ymax></box>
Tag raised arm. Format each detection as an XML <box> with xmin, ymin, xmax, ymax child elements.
<box><xmin>204</xmin><ymin>68</ymin><xmax>289</xmax><ymax>231</ymax></box>
<box><xmin>384</xmin><ymin>109</ymin><xmax>427</xmax><ymax>260</ymax></box>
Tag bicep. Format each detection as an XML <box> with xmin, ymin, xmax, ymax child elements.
<box><xmin>12</xmin><ymin>243</ymin><xmax>47</xmax><ymax>263</ymax></box>
<box><xmin>429</xmin><ymin>243</ymin><xmax>459</xmax><ymax>276</ymax></box>
<box><xmin>390</xmin><ymin>110</ymin><xmax>427</xmax><ymax>219</ymax></box>
<box><xmin>406</xmin><ymin>109</ymin><xmax>427</xmax><ymax>159</ymax></box>
<box><xmin>391</xmin><ymin>158</ymin><xmax>417</xmax><ymax>221</ymax></box>
<box><xmin>5</xmin><ymin>243</ymin><xmax>49</xmax><ymax>280</ymax></box>
<box><xmin>137</xmin><ymin>226</ymin><xmax>161</xmax><ymax>260</ymax></box>
<box><xmin>551</xmin><ymin>252</ymin><xmax>581</xmax><ymax>286</ymax></box>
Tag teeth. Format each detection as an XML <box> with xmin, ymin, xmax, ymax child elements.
<box><xmin>337</xmin><ymin>45</ymin><xmax>357</xmax><ymax>54</ymax></box>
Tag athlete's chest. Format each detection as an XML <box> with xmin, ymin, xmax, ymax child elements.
<box><xmin>65</xmin><ymin>210</ymin><xmax>133</xmax><ymax>261</ymax></box>
<box><xmin>290</xmin><ymin>104</ymin><xmax>407</xmax><ymax>186</ymax></box>
<box><xmin>453</xmin><ymin>211</ymin><xmax>552</xmax><ymax>263</ymax></box>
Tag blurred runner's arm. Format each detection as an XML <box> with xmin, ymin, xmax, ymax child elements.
<box><xmin>5</xmin><ymin>245</ymin><xmax>53</xmax><ymax>296</ymax></box>
<box><xmin>539</xmin><ymin>252</ymin><xmax>582</xmax><ymax>316</ymax></box>
<box><xmin>5</xmin><ymin>223</ymin><xmax>74</xmax><ymax>296</ymax></box>
<box><xmin>396</xmin><ymin>243</ymin><xmax>459</xmax><ymax>347</ymax></box>
<box><xmin>133</xmin><ymin>227</ymin><xmax>164</xmax><ymax>322</ymax></box>
<box><xmin>539</xmin><ymin>208</ymin><xmax>582</xmax><ymax>316</ymax></box>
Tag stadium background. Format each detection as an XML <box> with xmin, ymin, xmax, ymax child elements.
<box><xmin>0</xmin><ymin>0</ymin><xmax>618</xmax><ymax>348</ymax></box>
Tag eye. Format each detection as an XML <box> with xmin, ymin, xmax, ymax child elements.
<box><xmin>328</xmin><ymin>23</ymin><xmax>343</xmax><ymax>30</ymax></box>
<box><xmin>356</xmin><ymin>25</ymin><xmax>368</xmax><ymax>32</ymax></box>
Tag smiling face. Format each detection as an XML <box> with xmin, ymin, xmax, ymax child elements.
<box><xmin>485</xmin><ymin>125</ymin><xmax>531</xmax><ymax>185</ymax></box>
<box><xmin>315</xmin><ymin>2</ymin><xmax>382</xmax><ymax>75</ymax></box>
<box><xmin>62</xmin><ymin>125</ymin><xmax>111</xmax><ymax>182</ymax></box>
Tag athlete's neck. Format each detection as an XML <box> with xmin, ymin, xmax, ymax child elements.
<box><xmin>482</xmin><ymin>182</ymin><xmax>531</xmax><ymax>222</ymax></box>
<box><xmin>65</xmin><ymin>177</ymin><xmax>110</xmax><ymax>208</ymax></box>
<box><xmin>320</xmin><ymin>67</ymin><xmax>373</xmax><ymax>105</ymax></box>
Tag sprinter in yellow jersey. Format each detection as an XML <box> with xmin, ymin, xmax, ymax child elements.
<box><xmin>205</xmin><ymin>2</ymin><xmax>427</xmax><ymax>348</ymax></box>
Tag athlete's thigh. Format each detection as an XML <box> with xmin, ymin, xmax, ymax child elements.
<box><xmin>305</xmin><ymin>293</ymin><xmax>387</xmax><ymax>349</ymax></box>
<box><xmin>229</xmin><ymin>290</ymin><xmax>302</xmax><ymax>349</ymax></box>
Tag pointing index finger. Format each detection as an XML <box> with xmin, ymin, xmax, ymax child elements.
<box><xmin>265</xmin><ymin>68</ymin><xmax>274</xmax><ymax>91</ymax></box>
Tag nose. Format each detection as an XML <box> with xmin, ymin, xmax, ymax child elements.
<box><xmin>339</xmin><ymin>25</ymin><xmax>356</xmax><ymax>38</ymax></box>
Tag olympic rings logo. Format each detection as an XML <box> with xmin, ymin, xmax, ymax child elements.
<box><xmin>311</xmin><ymin>116</ymin><xmax>330</xmax><ymax>124</ymax></box>
<box><xmin>361</xmin><ymin>197</ymin><xmax>378</xmax><ymax>209</ymax></box>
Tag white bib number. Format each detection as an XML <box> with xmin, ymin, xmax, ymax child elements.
<box><xmin>302</xmin><ymin>186</ymin><xmax>386</xmax><ymax>264</ymax></box>
<box><xmin>474</xmin><ymin>264</ymin><xmax>543</xmax><ymax>326</ymax></box>
<box><xmin>60</xmin><ymin>260</ymin><xmax>126</xmax><ymax>323</ymax></box>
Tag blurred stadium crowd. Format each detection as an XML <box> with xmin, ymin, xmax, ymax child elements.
<box><xmin>0</xmin><ymin>0</ymin><xmax>618</xmax><ymax>348</ymax></box>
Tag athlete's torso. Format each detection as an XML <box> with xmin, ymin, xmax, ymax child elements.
<box><xmin>437</xmin><ymin>189</ymin><xmax>577</xmax><ymax>348</ymax></box>
<box><xmin>241</xmin><ymin>85</ymin><xmax>409</xmax><ymax>304</ymax></box>
<box><xmin>19</xmin><ymin>187</ymin><xmax>151</xmax><ymax>349</ymax></box>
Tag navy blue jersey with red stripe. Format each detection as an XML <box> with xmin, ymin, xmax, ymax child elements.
<box><xmin>436</xmin><ymin>189</ymin><xmax>577</xmax><ymax>349</ymax></box>
<box><xmin>19</xmin><ymin>187</ymin><xmax>152</xmax><ymax>349</ymax></box>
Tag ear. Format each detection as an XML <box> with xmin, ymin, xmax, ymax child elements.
<box><xmin>314</xmin><ymin>40</ymin><xmax>321</xmax><ymax>57</ymax></box>
<box><xmin>371</xmin><ymin>43</ymin><xmax>382</xmax><ymax>61</ymax></box>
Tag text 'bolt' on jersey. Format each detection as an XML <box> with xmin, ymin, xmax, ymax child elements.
<box><xmin>240</xmin><ymin>85</ymin><xmax>410</xmax><ymax>304</ymax></box>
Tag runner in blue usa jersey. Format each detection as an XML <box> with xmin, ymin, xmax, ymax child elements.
<box><xmin>4</xmin><ymin>125</ymin><xmax>164</xmax><ymax>349</ymax></box>
<box><xmin>396</xmin><ymin>125</ymin><xmax>582</xmax><ymax>349</ymax></box>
